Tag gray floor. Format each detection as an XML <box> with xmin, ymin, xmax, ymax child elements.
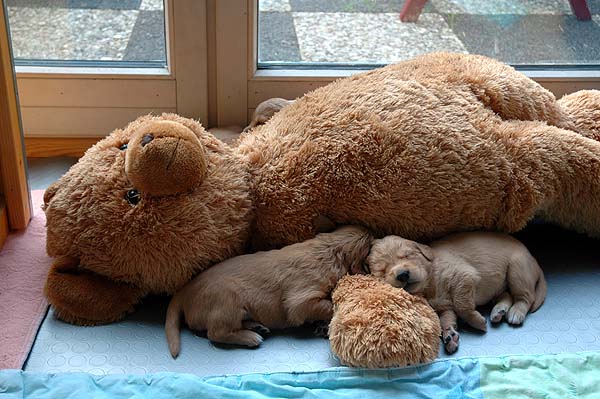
<box><xmin>23</xmin><ymin>224</ymin><xmax>600</xmax><ymax>375</ymax></box>
<box><xmin>24</xmin><ymin>158</ymin><xmax>600</xmax><ymax>376</ymax></box>
<box><xmin>27</xmin><ymin>157</ymin><xmax>77</xmax><ymax>191</ymax></box>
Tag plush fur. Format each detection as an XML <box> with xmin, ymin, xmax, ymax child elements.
<box><xmin>329</xmin><ymin>274</ymin><xmax>441</xmax><ymax>368</ymax></box>
<box><xmin>43</xmin><ymin>52</ymin><xmax>600</xmax><ymax>325</ymax></box>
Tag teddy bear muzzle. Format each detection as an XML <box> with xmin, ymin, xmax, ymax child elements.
<box><xmin>125</xmin><ymin>120</ymin><xmax>207</xmax><ymax>196</ymax></box>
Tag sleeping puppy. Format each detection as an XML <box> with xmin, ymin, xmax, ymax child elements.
<box><xmin>243</xmin><ymin>98</ymin><xmax>294</xmax><ymax>132</ymax></box>
<box><xmin>165</xmin><ymin>225</ymin><xmax>372</xmax><ymax>357</ymax></box>
<box><xmin>367</xmin><ymin>232</ymin><xmax>546</xmax><ymax>354</ymax></box>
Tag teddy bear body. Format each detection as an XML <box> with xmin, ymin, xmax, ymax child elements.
<box><xmin>43</xmin><ymin>52</ymin><xmax>600</xmax><ymax>325</ymax></box>
<box><xmin>240</xmin><ymin>52</ymin><xmax>600</xmax><ymax>250</ymax></box>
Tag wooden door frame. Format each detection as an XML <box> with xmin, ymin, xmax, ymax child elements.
<box><xmin>0</xmin><ymin>0</ymin><xmax>31</xmax><ymax>234</ymax></box>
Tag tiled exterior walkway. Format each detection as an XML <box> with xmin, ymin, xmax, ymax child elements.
<box><xmin>6</xmin><ymin>0</ymin><xmax>600</xmax><ymax>65</ymax></box>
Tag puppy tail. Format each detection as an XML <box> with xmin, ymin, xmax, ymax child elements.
<box><xmin>531</xmin><ymin>273</ymin><xmax>547</xmax><ymax>312</ymax></box>
<box><xmin>165</xmin><ymin>293</ymin><xmax>183</xmax><ymax>358</ymax></box>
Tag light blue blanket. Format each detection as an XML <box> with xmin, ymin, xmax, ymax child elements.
<box><xmin>2</xmin><ymin>352</ymin><xmax>599</xmax><ymax>398</ymax></box>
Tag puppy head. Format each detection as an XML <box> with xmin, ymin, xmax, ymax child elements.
<box><xmin>366</xmin><ymin>236</ymin><xmax>433</xmax><ymax>293</ymax></box>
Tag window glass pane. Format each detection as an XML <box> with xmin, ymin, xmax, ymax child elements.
<box><xmin>258</xmin><ymin>0</ymin><xmax>600</xmax><ymax>67</ymax></box>
<box><xmin>6</xmin><ymin>0</ymin><xmax>166</xmax><ymax>67</ymax></box>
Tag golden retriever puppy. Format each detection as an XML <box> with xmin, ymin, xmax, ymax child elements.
<box><xmin>367</xmin><ymin>232</ymin><xmax>546</xmax><ymax>354</ymax></box>
<box><xmin>165</xmin><ymin>225</ymin><xmax>372</xmax><ymax>357</ymax></box>
<box><xmin>243</xmin><ymin>98</ymin><xmax>294</xmax><ymax>132</ymax></box>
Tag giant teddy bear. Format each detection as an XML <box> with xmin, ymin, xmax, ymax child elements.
<box><xmin>43</xmin><ymin>52</ymin><xmax>600</xmax><ymax>326</ymax></box>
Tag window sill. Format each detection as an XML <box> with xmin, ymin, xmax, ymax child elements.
<box><xmin>16</xmin><ymin>66</ymin><xmax>172</xmax><ymax>79</ymax></box>
<box><xmin>253</xmin><ymin>67</ymin><xmax>600</xmax><ymax>81</ymax></box>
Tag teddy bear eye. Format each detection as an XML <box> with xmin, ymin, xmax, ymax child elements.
<box><xmin>125</xmin><ymin>189</ymin><xmax>140</xmax><ymax>206</ymax></box>
<box><xmin>119</xmin><ymin>143</ymin><xmax>128</xmax><ymax>150</ymax></box>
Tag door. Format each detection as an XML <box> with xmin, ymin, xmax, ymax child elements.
<box><xmin>1</xmin><ymin>0</ymin><xmax>30</xmax><ymax>246</ymax></box>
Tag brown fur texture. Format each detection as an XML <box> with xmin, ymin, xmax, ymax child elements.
<box><xmin>43</xmin><ymin>114</ymin><xmax>253</xmax><ymax>324</ymax></box>
<box><xmin>165</xmin><ymin>225</ymin><xmax>372</xmax><ymax>357</ymax></box>
<box><xmin>125</xmin><ymin>120</ymin><xmax>208</xmax><ymax>196</ymax></box>
<box><xmin>43</xmin><ymin>52</ymin><xmax>600</xmax><ymax>325</ymax></box>
<box><xmin>367</xmin><ymin>232</ymin><xmax>546</xmax><ymax>354</ymax></box>
<box><xmin>329</xmin><ymin>274</ymin><xmax>441</xmax><ymax>368</ymax></box>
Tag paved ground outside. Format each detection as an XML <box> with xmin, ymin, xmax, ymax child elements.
<box><xmin>6</xmin><ymin>0</ymin><xmax>600</xmax><ymax>66</ymax></box>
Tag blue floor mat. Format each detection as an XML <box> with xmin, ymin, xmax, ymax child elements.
<box><xmin>24</xmin><ymin>225</ymin><xmax>600</xmax><ymax>376</ymax></box>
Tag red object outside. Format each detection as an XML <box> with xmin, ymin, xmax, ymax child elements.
<box><xmin>400</xmin><ymin>0</ymin><xmax>591</xmax><ymax>23</ymax></box>
<box><xmin>400</xmin><ymin>0</ymin><xmax>428</xmax><ymax>22</ymax></box>
<box><xmin>569</xmin><ymin>0</ymin><xmax>592</xmax><ymax>21</ymax></box>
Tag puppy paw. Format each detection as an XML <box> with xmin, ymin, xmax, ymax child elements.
<box><xmin>442</xmin><ymin>327</ymin><xmax>460</xmax><ymax>354</ymax></box>
<box><xmin>490</xmin><ymin>306</ymin><xmax>508</xmax><ymax>323</ymax></box>
<box><xmin>243</xmin><ymin>331</ymin><xmax>264</xmax><ymax>347</ymax></box>
<box><xmin>243</xmin><ymin>321</ymin><xmax>271</xmax><ymax>337</ymax></box>
<box><xmin>507</xmin><ymin>308</ymin><xmax>526</xmax><ymax>325</ymax></box>
<box><xmin>312</xmin><ymin>321</ymin><xmax>330</xmax><ymax>338</ymax></box>
<box><xmin>469</xmin><ymin>313</ymin><xmax>488</xmax><ymax>332</ymax></box>
<box><xmin>252</xmin><ymin>325</ymin><xmax>271</xmax><ymax>337</ymax></box>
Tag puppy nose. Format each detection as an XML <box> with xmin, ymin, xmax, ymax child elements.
<box><xmin>396</xmin><ymin>270</ymin><xmax>410</xmax><ymax>283</ymax></box>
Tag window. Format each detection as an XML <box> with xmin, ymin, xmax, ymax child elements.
<box><xmin>222</xmin><ymin>0</ymin><xmax>598</xmax><ymax>130</ymax></box>
<box><xmin>3</xmin><ymin>0</ymin><xmax>600</xmax><ymax>144</ymax></box>
<box><xmin>7</xmin><ymin>0</ymin><xmax>167</xmax><ymax>67</ymax></box>
<box><xmin>258</xmin><ymin>0</ymin><xmax>600</xmax><ymax>67</ymax></box>
<box><xmin>4</xmin><ymin>0</ymin><xmax>208</xmax><ymax>145</ymax></box>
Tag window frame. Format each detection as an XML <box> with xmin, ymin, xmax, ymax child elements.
<box><xmin>212</xmin><ymin>0</ymin><xmax>600</xmax><ymax>128</ymax></box>
<box><xmin>1</xmin><ymin>1</ymin><xmax>31</xmax><ymax>231</ymax></box>
<box><xmin>13</xmin><ymin>0</ymin><xmax>208</xmax><ymax>139</ymax></box>
<box><xmin>10</xmin><ymin>0</ymin><xmax>600</xmax><ymax>137</ymax></box>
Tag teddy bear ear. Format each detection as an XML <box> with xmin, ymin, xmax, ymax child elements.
<box><xmin>43</xmin><ymin>181</ymin><xmax>60</xmax><ymax>210</ymax></box>
<box><xmin>125</xmin><ymin>120</ymin><xmax>208</xmax><ymax>196</ymax></box>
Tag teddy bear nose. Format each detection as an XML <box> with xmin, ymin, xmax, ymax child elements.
<box><xmin>125</xmin><ymin>120</ymin><xmax>207</xmax><ymax>196</ymax></box>
<box><xmin>396</xmin><ymin>271</ymin><xmax>410</xmax><ymax>283</ymax></box>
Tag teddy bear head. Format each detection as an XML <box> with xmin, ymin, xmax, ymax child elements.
<box><xmin>43</xmin><ymin>114</ymin><xmax>253</xmax><ymax>295</ymax></box>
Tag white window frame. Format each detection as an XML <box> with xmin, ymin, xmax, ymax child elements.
<box><xmin>14</xmin><ymin>0</ymin><xmax>207</xmax><ymax>138</ymax></box>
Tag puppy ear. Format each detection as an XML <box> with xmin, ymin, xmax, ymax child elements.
<box><xmin>364</xmin><ymin>238</ymin><xmax>382</xmax><ymax>272</ymax></box>
<box><xmin>415</xmin><ymin>243</ymin><xmax>433</xmax><ymax>262</ymax></box>
<box><xmin>331</xmin><ymin>227</ymin><xmax>373</xmax><ymax>275</ymax></box>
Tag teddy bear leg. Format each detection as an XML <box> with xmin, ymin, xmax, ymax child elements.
<box><xmin>432</xmin><ymin>54</ymin><xmax>600</xmax><ymax>139</ymax></box>
<box><xmin>498</xmin><ymin>121</ymin><xmax>600</xmax><ymax>237</ymax></box>
<box><xmin>45</xmin><ymin>257</ymin><xmax>146</xmax><ymax>326</ymax></box>
<box><xmin>425</xmin><ymin>53</ymin><xmax>561</xmax><ymax>123</ymax></box>
<box><xmin>555</xmin><ymin>90</ymin><xmax>600</xmax><ymax>141</ymax></box>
